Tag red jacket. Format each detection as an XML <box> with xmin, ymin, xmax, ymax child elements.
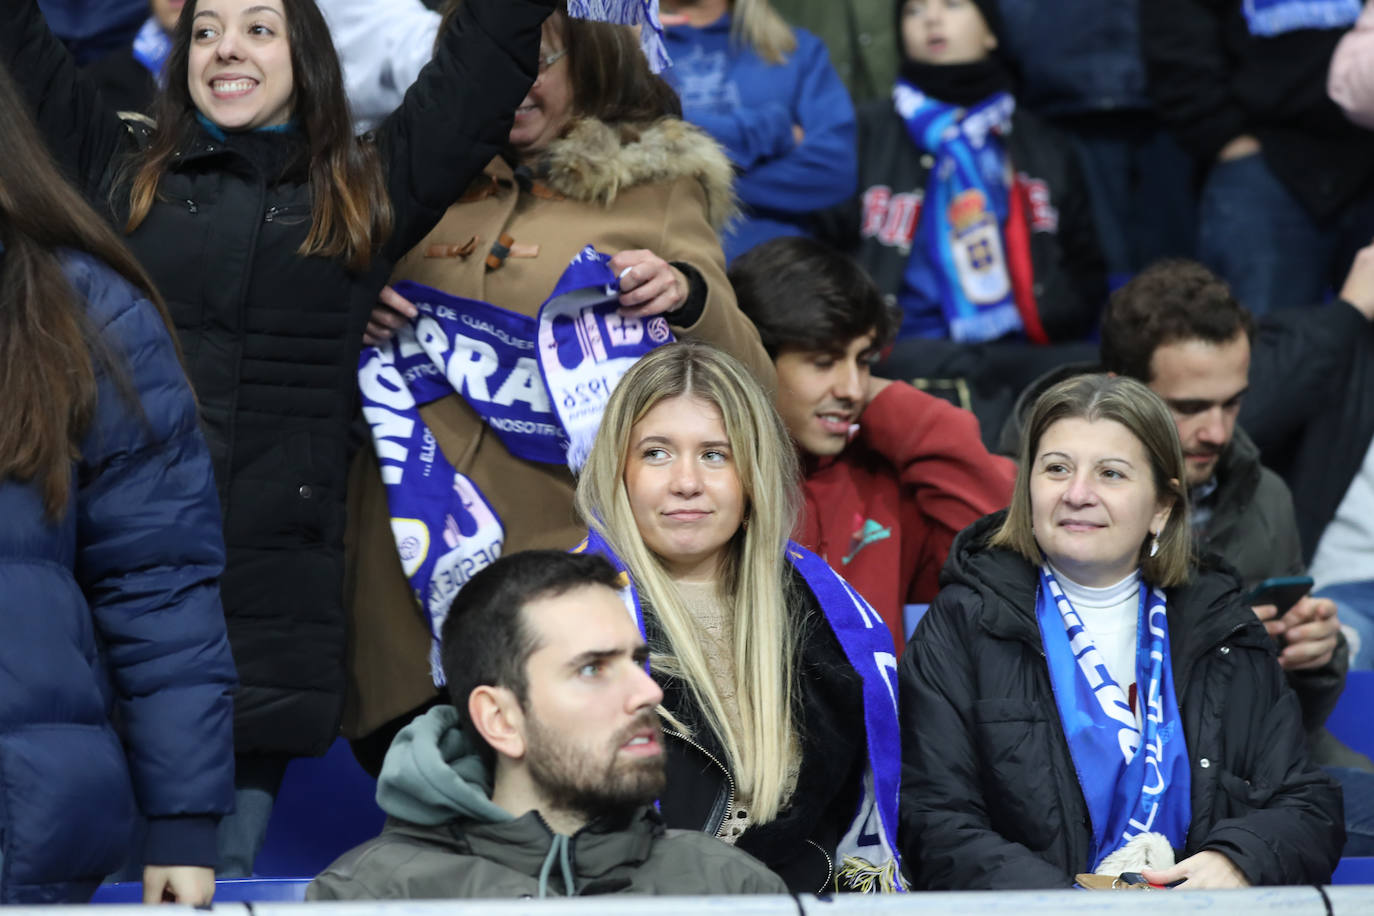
<box><xmin>798</xmin><ymin>382</ymin><xmax>1015</xmax><ymax>651</ymax></box>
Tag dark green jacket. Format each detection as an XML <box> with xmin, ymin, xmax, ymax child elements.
<box><xmin>307</xmin><ymin>706</ymin><xmax>787</xmax><ymax>899</ymax></box>
<box><xmin>308</xmin><ymin>810</ymin><xmax>788</xmax><ymax>899</ymax></box>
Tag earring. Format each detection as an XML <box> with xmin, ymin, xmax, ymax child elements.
<box><xmin>1148</xmin><ymin>532</ymin><xmax>1160</xmax><ymax>558</ymax></box>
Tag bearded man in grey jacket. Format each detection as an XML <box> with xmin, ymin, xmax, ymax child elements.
<box><xmin>308</xmin><ymin>550</ymin><xmax>786</xmax><ymax>899</ymax></box>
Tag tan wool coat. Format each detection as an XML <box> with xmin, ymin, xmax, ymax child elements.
<box><xmin>343</xmin><ymin>117</ymin><xmax>774</xmax><ymax>737</ymax></box>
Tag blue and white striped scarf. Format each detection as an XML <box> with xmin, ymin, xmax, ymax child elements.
<box><xmin>893</xmin><ymin>79</ymin><xmax>1021</xmax><ymax>342</ymax></box>
<box><xmin>567</xmin><ymin>0</ymin><xmax>670</xmax><ymax>71</ymax></box>
<box><xmin>1035</xmin><ymin>563</ymin><xmax>1191</xmax><ymax>870</ymax></box>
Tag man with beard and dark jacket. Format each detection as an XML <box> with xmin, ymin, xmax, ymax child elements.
<box><xmin>997</xmin><ymin>259</ymin><xmax>1374</xmax><ymax>853</ymax></box>
<box><xmin>1142</xmin><ymin>0</ymin><xmax>1374</xmax><ymax>315</ymax></box>
<box><xmin>309</xmin><ymin>551</ymin><xmax>786</xmax><ymax>899</ymax></box>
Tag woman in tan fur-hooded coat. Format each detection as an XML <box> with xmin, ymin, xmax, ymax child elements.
<box><xmin>343</xmin><ymin>4</ymin><xmax>774</xmax><ymax>764</ymax></box>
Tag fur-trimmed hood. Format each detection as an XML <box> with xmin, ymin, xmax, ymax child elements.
<box><xmin>538</xmin><ymin>117</ymin><xmax>738</xmax><ymax>232</ymax></box>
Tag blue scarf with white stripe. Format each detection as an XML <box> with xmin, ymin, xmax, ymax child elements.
<box><xmin>893</xmin><ymin>78</ymin><xmax>1021</xmax><ymax>342</ymax></box>
<box><xmin>567</xmin><ymin>0</ymin><xmax>670</xmax><ymax>71</ymax></box>
<box><xmin>131</xmin><ymin>17</ymin><xmax>171</xmax><ymax>84</ymax></box>
<box><xmin>1035</xmin><ymin>563</ymin><xmax>1191</xmax><ymax>870</ymax></box>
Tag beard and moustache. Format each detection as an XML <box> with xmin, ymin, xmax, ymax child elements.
<box><xmin>523</xmin><ymin>708</ymin><xmax>667</xmax><ymax>823</ymax></box>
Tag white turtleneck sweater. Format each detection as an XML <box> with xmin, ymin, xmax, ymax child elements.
<box><xmin>1050</xmin><ymin>564</ymin><xmax>1142</xmax><ymax>720</ymax></box>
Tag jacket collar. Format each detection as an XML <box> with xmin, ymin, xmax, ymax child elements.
<box><xmin>387</xmin><ymin>806</ymin><xmax>664</xmax><ymax>891</ymax></box>
<box><xmin>945</xmin><ymin>512</ymin><xmax>1271</xmax><ymax>668</ymax></box>
<box><xmin>482</xmin><ymin>117</ymin><xmax>738</xmax><ymax>232</ymax></box>
<box><xmin>1197</xmin><ymin>426</ymin><xmax>1263</xmax><ymax>533</ymax></box>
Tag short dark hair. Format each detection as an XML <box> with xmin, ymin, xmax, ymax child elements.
<box><xmin>1100</xmin><ymin>259</ymin><xmax>1255</xmax><ymax>383</ymax></box>
<box><xmin>439</xmin><ymin>550</ymin><xmax>622</xmax><ymax>750</ymax></box>
<box><xmin>729</xmin><ymin>237</ymin><xmax>898</xmax><ymax>357</ymax></box>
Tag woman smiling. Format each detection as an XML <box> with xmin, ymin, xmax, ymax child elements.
<box><xmin>899</xmin><ymin>374</ymin><xmax>1343</xmax><ymax>888</ymax></box>
<box><xmin>1</xmin><ymin>0</ymin><xmax>555</xmax><ymax>876</ymax></box>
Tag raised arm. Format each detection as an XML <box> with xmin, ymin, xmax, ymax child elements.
<box><xmin>316</xmin><ymin>0</ymin><xmax>440</xmax><ymax>131</ymax></box>
<box><xmin>0</xmin><ymin>0</ymin><xmax>129</xmax><ymax>202</ymax></box>
<box><xmin>377</xmin><ymin>0</ymin><xmax>554</xmax><ymax>261</ymax></box>
<box><xmin>69</xmin><ymin>255</ymin><xmax>236</xmax><ymax>886</ymax></box>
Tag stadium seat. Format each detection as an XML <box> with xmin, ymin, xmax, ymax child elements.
<box><xmin>1333</xmin><ymin>857</ymin><xmax>1374</xmax><ymax>885</ymax></box>
<box><xmin>1327</xmin><ymin>670</ymin><xmax>1374</xmax><ymax>761</ymax></box>
<box><xmin>904</xmin><ymin>604</ymin><xmax>929</xmax><ymax>641</ymax></box>
<box><xmin>253</xmin><ymin>737</ymin><xmax>387</xmax><ymax>876</ymax></box>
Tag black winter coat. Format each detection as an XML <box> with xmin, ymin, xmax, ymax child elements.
<box><xmin>1240</xmin><ymin>302</ymin><xmax>1374</xmax><ymax>564</ymax></box>
<box><xmin>0</xmin><ymin>0</ymin><xmax>553</xmax><ymax>756</ymax></box>
<box><xmin>819</xmin><ymin>101</ymin><xmax>1107</xmax><ymax>344</ymax></box>
<box><xmin>1142</xmin><ymin>0</ymin><xmax>1374</xmax><ymax>220</ymax></box>
<box><xmin>653</xmin><ymin>568</ymin><xmax>867</xmax><ymax>894</ymax></box>
<box><xmin>899</xmin><ymin>513</ymin><xmax>1343</xmax><ymax>889</ymax></box>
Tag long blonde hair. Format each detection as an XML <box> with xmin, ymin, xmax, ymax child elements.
<box><xmin>731</xmin><ymin>0</ymin><xmax>797</xmax><ymax>65</ymax></box>
<box><xmin>575</xmin><ymin>342</ymin><xmax>801</xmax><ymax>820</ymax></box>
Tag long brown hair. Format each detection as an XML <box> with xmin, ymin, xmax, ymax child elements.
<box><xmin>125</xmin><ymin>0</ymin><xmax>392</xmax><ymax>271</ymax></box>
<box><xmin>0</xmin><ymin>62</ymin><xmax>177</xmax><ymax>518</ymax></box>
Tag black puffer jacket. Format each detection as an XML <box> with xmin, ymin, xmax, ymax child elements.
<box><xmin>899</xmin><ymin>513</ymin><xmax>1343</xmax><ymax>889</ymax></box>
<box><xmin>652</xmin><ymin>567</ymin><xmax>867</xmax><ymax>894</ymax></box>
<box><xmin>0</xmin><ymin>0</ymin><xmax>553</xmax><ymax>756</ymax></box>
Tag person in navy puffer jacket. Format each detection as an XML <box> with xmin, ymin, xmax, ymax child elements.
<box><xmin>0</xmin><ymin>60</ymin><xmax>235</xmax><ymax>905</ymax></box>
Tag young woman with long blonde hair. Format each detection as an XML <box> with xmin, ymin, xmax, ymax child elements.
<box><xmin>575</xmin><ymin>342</ymin><xmax>903</xmax><ymax>893</ymax></box>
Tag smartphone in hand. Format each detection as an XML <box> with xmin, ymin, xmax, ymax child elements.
<box><xmin>1244</xmin><ymin>575</ymin><xmax>1314</xmax><ymax>616</ymax></box>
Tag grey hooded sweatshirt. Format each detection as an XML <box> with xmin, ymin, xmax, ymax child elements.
<box><xmin>307</xmin><ymin>706</ymin><xmax>788</xmax><ymax>899</ymax></box>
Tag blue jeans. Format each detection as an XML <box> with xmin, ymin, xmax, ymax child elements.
<box><xmin>1317</xmin><ymin>580</ymin><xmax>1374</xmax><ymax>671</ymax></box>
<box><xmin>1327</xmin><ymin>766</ymin><xmax>1374</xmax><ymax>856</ymax></box>
<box><xmin>215</xmin><ymin>754</ymin><xmax>289</xmax><ymax>878</ymax></box>
<box><xmin>1199</xmin><ymin>153</ymin><xmax>1374</xmax><ymax>315</ymax></box>
<box><xmin>1061</xmin><ymin>117</ymin><xmax>1198</xmax><ymax>278</ymax></box>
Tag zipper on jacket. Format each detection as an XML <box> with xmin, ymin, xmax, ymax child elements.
<box><xmin>263</xmin><ymin>205</ymin><xmax>308</xmax><ymax>223</ymax></box>
<box><xmin>184</xmin><ymin>199</ymin><xmax>198</xmax><ymax>214</ymax></box>
<box><xmin>664</xmin><ymin>729</ymin><xmax>735</xmax><ymax>837</ymax></box>
<box><xmin>804</xmin><ymin>838</ymin><xmax>834</xmax><ymax>893</ymax></box>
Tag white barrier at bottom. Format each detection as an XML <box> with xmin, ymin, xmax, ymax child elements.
<box><xmin>6</xmin><ymin>886</ymin><xmax>1373</xmax><ymax>915</ymax></box>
